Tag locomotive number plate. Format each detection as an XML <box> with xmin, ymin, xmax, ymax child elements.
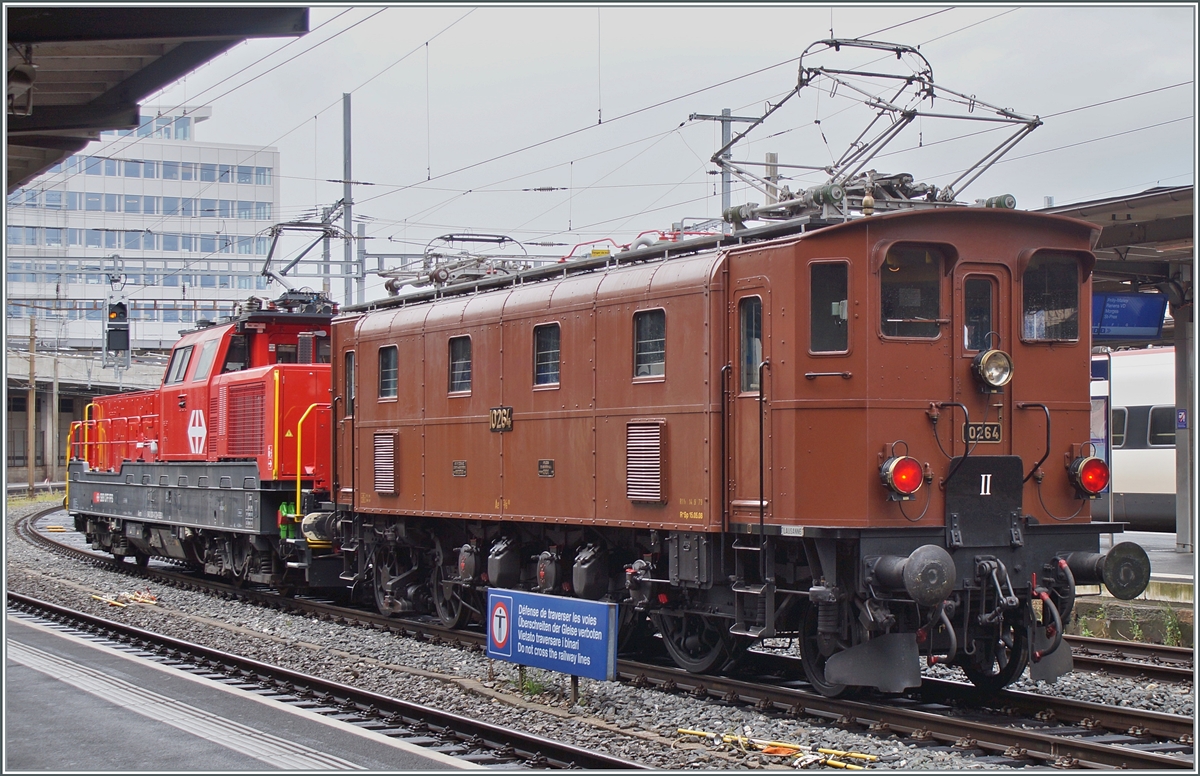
<box><xmin>490</xmin><ymin>406</ymin><xmax>513</xmax><ymax>432</ymax></box>
<box><xmin>963</xmin><ymin>422</ymin><xmax>1002</xmax><ymax>443</ymax></box>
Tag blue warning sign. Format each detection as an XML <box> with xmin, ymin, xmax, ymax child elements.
<box><xmin>485</xmin><ymin>588</ymin><xmax>617</xmax><ymax>681</ymax></box>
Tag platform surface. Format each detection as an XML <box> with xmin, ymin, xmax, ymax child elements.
<box><xmin>4</xmin><ymin>615</ymin><xmax>478</xmax><ymax>772</ymax></box>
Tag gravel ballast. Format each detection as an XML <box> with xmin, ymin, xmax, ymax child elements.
<box><xmin>6</xmin><ymin>501</ymin><xmax>1192</xmax><ymax>769</ymax></box>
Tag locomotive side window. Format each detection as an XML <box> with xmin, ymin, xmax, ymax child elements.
<box><xmin>634</xmin><ymin>309</ymin><xmax>665</xmax><ymax>377</ymax></box>
<box><xmin>1022</xmin><ymin>253</ymin><xmax>1079</xmax><ymax>341</ymax></box>
<box><xmin>963</xmin><ymin>277</ymin><xmax>994</xmax><ymax>351</ymax></box>
<box><xmin>534</xmin><ymin>323</ymin><xmax>561</xmax><ymax>386</ymax></box>
<box><xmin>165</xmin><ymin>345</ymin><xmax>194</xmax><ymax>384</ymax></box>
<box><xmin>810</xmin><ymin>263</ymin><xmax>848</xmax><ymax>353</ymax></box>
<box><xmin>345</xmin><ymin>351</ymin><xmax>355</xmax><ymax>416</ymax></box>
<box><xmin>191</xmin><ymin>339</ymin><xmax>218</xmax><ymax>381</ymax></box>
<box><xmin>740</xmin><ymin>297</ymin><xmax>763</xmax><ymax>391</ymax></box>
<box><xmin>449</xmin><ymin>336</ymin><xmax>472</xmax><ymax>392</ymax></box>
<box><xmin>275</xmin><ymin>343</ymin><xmax>298</xmax><ymax>364</ymax></box>
<box><xmin>1148</xmin><ymin>405</ymin><xmax>1176</xmax><ymax>447</ymax></box>
<box><xmin>379</xmin><ymin>346</ymin><xmax>398</xmax><ymax>399</ymax></box>
<box><xmin>880</xmin><ymin>245</ymin><xmax>944</xmax><ymax>338</ymax></box>
<box><xmin>221</xmin><ymin>334</ymin><xmax>247</xmax><ymax>373</ymax></box>
<box><xmin>1110</xmin><ymin>407</ymin><xmax>1126</xmax><ymax>448</ymax></box>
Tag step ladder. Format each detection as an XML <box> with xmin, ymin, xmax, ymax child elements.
<box><xmin>731</xmin><ymin>535</ymin><xmax>776</xmax><ymax>638</ymax></box>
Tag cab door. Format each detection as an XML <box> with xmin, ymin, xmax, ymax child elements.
<box><xmin>952</xmin><ymin>264</ymin><xmax>1012</xmax><ymax>454</ymax></box>
<box><xmin>336</xmin><ymin>349</ymin><xmax>357</xmax><ymax>507</ymax></box>
<box><xmin>727</xmin><ymin>279</ymin><xmax>772</xmax><ymax>525</ymax></box>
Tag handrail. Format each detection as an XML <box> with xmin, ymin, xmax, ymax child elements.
<box><xmin>83</xmin><ymin>402</ymin><xmax>97</xmax><ymax>465</ymax></box>
<box><xmin>272</xmin><ymin>370</ymin><xmax>281</xmax><ymax>479</ymax></box>
<box><xmin>295</xmin><ymin>402</ymin><xmax>331</xmax><ymax>516</ymax></box>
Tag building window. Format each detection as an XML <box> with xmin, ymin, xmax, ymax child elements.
<box><xmin>200</xmin><ymin>198</ymin><xmax>216</xmax><ymax>217</ymax></box>
<box><xmin>200</xmin><ymin>235</ymin><xmax>216</xmax><ymax>253</ymax></box>
<box><xmin>66</xmin><ymin>192</ymin><xmax>81</xmax><ymax>210</ymax></box>
<box><xmin>104</xmin><ymin>193</ymin><xmax>119</xmax><ymax>212</ymax></box>
<box><xmin>124</xmin><ymin>160</ymin><xmax>141</xmax><ymax>177</ymax></box>
<box><xmin>1149</xmin><ymin>406</ymin><xmax>1176</xmax><ymax>447</ymax></box>
<box><xmin>881</xmin><ymin>244</ymin><xmax>944</xmax><ymax>338</ymax></box>
<box><xmin>256</xmin><ymin>236</ymin><xmax>269</xmax><ymax>254</ymax></box>
<box><xmin>143</xmin><ymin>160</ymin><xmax>157</xmax><ymax>178</ymax></box>
<box><xmin>86</xmin><ymin>229</ymin><xmax>102</xmax><ymax>247</ymax></box>
<box><xmin>24</xmin><ymin>189</ymin><xmax>38</xmax><ymax>207</ymax></box>
<box><xmin>174</xmin><ymin>116</ymin><xmax>191</xmax><ymax>140</ymax></box>
<box><xmin>255</xmin><ymin>202</ymin><xmax>271</xmax><ymax>220</ymax></box>
<box><xmin>162</xmin><ymin>234</ymin><xmax>179</xmax><ymax>251</ymax></box>
<box><xmin>44</xmin><ymin>190</ymin><xmax>62</xmax><ymax>209</ymax></box>
<box><xmin>124</xmin><ymin>232</ymin><xmax>141</xmax><ymax>250</ymax></box>
<box><xmin>104</xmin><ymin>158</ymin><xmax>118</xmax><ymax>175</ymax></box>
<box><xmin>449</xmin><ymin>336</ymin><xmax>472</xmax><ymax>392</ymax></box>
<box><xmin>85</xmin><ymin>193</ymin><xmax>101</xmax><ymax>211</ymax></box>
<box><xmin>180</xmin><ymin>198</ymin><xmax>196</xmax><ymax>217</ymax></box>
<box><xmin>162</xmin><ymin>161</ymin><xmax>180</xmax><ymax>180</ymax></box>
<box><xmin>255</xmin><ymin>167</ymin><xmax>271</xmax><ymax>185</ymax></box>
<box><xmin>236</xmin><ymin>237</ymin><xmax>253</xmax><ymax>254</ymax></box>
<box><xmin>163</xmin><ymin>196</ymin><xmax>179</xmax><ymax>215</ymax></box>
<box><xmin>6</xmin><ymin>226</ymin><xmax>21</xmax><ymax>244</ymax></box>
<box><xmin>218</xmin><ymin>165</ymin><xmax>233</xmax><ymax>183</ymax></box>
<box><xmin>1022</xmin><ymin>252</ymin><xmax>1079</xmax><ymax>342</ymax></box>
<box><xmin>534</xmin><ymin>323</ymin><xmax>560</xmax><ymax>385</ymax></box>
<box><xmin>180</xmin><ymin>162</ymin><xmax>196</xmax><ymax>181</ymax></box>
<box><xmin>200</xmin><ymin>163</ymin><xmax>217</xmax><ymax>182</ymax></box>
<box><xmin>45</xmin><ymin>228</ymin><xmax>63</xmax><ymax>247</ymax></box>
<box><xmin>379</xmin><ymin>346</ymin><xmax>398</xmax><ymax>398</ymax></box>
<box><xmin>136</xmin><ymin>117</ymin><xmax>153</xmax><ymax>137</ymax></box>
<box><xmin>85</xmin><ymin>156</ymin><xmax>102</xmax><ymax>175</ymax></box>
<box><xmin>633</xmin><ymin>309</ymin><xmax>666</xmax><ymax>377</ymax></box>
<box><xmin>219</xmin><ymin>200</ymin><xmax>233</xmax><ymax>218</ymax></box>
<box><xmin>740</xmin><ymin>297</ymin><xmax>762</xmax><ymax>391</ymax></box>
<box><xmin>104</xmin><ymin>231</ymin><xmax>117</xmax><ymax>249</ymax></box>
<box><xmin>237</xmin><ymin>201</ymin><xmax>252</xmax><ymax>219</ymax></box>
<box><xmin>142</xmin><ymin>196</ymin><xmax>157</xmax><ymax>215</ymax></box>
<box><xmin>25</xmin><ymin>226</ymin><xmax>38</xmax><ymax>245</ymax></box>
<box><xmin>236</xmin><ymin>165</ymin><xmax>253</xmax><ymax>184</ymax></box>
<box><xmin>811</xmin><ymin>263</ymin><xmax>849</xmax><ymax>353</ymax></box>
<box><xmin>124</xmin><ymin>195</ymin><xmax>141</xmax><ymax>214</ymax></box>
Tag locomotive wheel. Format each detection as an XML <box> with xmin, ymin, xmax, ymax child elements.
<box><xmin>650</xmin><ymin>611</ymin><xmax>733</xmax><ymax>674</ymax></box>
<box><xmin>962</xmin><ymin>619</ymin><xmax>1029</xmax><ymax>694</ymax></box>
<box><xmin>798</xmin><ymin>602</ymin><xmax>849</xmax><ymax>697</ymax></box>
<box><xmin>431</xmin><ymin>562</ymin><xmax>468</xmax><ymax>629</ymax></box>
<box><xmin>230</xmin><ymin>539</ymin><xmax>253</xmax><ymax>587</ymax></box>
<box><xmin>133</xmin><ymin>551</ymin><xmax>150</xmax><ymax>568</ymax></box>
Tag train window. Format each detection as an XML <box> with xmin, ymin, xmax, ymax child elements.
<box><xmin>534</xmin><ymin>323</ymin><xmax>561</xmax><ymax>385</ymax></box>
<box><xmin>963</xmin><ymin>277</ymin><xmax>994</xmax><ymax>351</ymax></box>
<box><xmin>1022</xmin><ymin>253</ymin><xmax>1078</xmax><ymax>341</ymax></box>
<box><xmin>344</xmin><ymin>351</ymin><xmax>355</xmax><ymax>416</ymax></box>
<box><xmin>379</xmin><ymin>346</ymin><xmax>398</xmax><ymax>399</ymax></box>
<box><xmin>811</xmin><ymin>263</ymin><xmax>848</xmax><ymax>353</ymax></box>
<box><xmin>221</xmin><ymin>335</ymin><xmax>247</xmax><ymax>373</ymax></box>
<box><xmin>1148</xmin><ymin>406</ymin><xmax>1176</xmax><ymax>447</ymax></box>
<box><xmin>880</xmin><ymin>245</ymin><xmax>944</xmax><ymax>338</ymax></box>
<box><xmin>275</xmin><ymin>343</ymin><xmax>298</xmax><ymax>364</ymax></box>
<box><xmin>449</xmin><ymin>336</ymin><xmax>472</xmax><ymax>392</ymax></box>
<box><xmin>1111</xmin><ymin>407</ymin><xmax>1127</xmax><ymax>448</ymax></box>
<box><xmin>165</xmin><ymin>345</ymin><xmax>194</xmax><ymax>384</ymax></box>
<box><xmin>191</xmin><ymin>340</ymin><xmax>218</xmax><ymax>381</ymax></box>
<box><xmin>316</xmin><ymin>336</ymin><xmax>331</xmax><ymax>364</ymax></box>
<box><xmin>740</xmin><ymin>297</ymin><xmax>763</xmax><ymax>391</ymax></box>
<box><xmin>634</xmin><ymin>309</ymin><xmax>666</xmax><ymax>377</ymax></box>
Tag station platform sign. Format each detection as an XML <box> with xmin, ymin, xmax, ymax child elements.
<box><xmin>486</xmin><ymin>588</ymin><xmax>617</xmax><ymax>681</ymax></box>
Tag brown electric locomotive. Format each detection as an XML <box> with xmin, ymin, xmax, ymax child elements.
<box><xmin>322</xmin><ymin>205</ymin><xmax>1150</xmax><ymax>693</ymax></box>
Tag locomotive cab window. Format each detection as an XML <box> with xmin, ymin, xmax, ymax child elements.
<box><xmin>740</xmin><ymin>297</ymin><xmax>762</xmax><ymax>392</ymax></box>
<box><xmin>379</xmin><ymin>346</ymin><xmax>398</xmax><ymax>399</ymax></box>
<box><xmin>221</xmin><ymin>334</ymin><xmax>247</xmax><ymax>373</ymax></box>
<box><xmin>1022</xmin><ymin>252</ymin><xmax>1079</xmax><ymax>341</ymax></box>
<box><xmin>275</xmin><ymin>343</ymin><xmax>298</xmax><ymax>364</ymax></box>
<box><xmin>811</xmin><ymin>263</ymin><xmax>848</xmax><ymax>353</ymax></box>
<box><xmin>191</xmin><ymin>339</ymin><xmax>218</xmax><ymax>381</ymax></box>
<box><xmin>449</xmin><ymin>336</ymin><xmax>472</xmax><ymax>393</ymax></box>
<box><xmin>534</xmin><ymin>323</ymin><xmax>560</xmax><ymax>386</ymax></box>
<box><xmin>634</xmin><ymin>309</ymin><xmax>665</xmax><ymax>377</ymax></box>
<box><xmin>963</xmin><ymin>276</ymin><xmax>995</xmax><ymax>351</ymax></box>
<box><xmin>345</xmin><ymin>351</ymin><xmax>355</xmax><ymax>416</ymax></box>
<box><xmin>165</xmin><ymin>345</ymin><xmax>194</xmax><ymax>384</ymax></box>
<box><xmin>880</xmin><ymin>245</ymin><xmax>944</xmax><ymax>338</ymax></box>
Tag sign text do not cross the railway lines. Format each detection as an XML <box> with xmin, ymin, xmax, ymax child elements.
<box><xmin>486</xmin><ymin>589</ymin><xmax>618</xmax><ymax>681</ymax></box>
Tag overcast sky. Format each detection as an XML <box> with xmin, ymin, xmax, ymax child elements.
<box><xmin>142</xmin><ymin>3</ymin><xmax>1195</xmax><ymax>289</ymax></box>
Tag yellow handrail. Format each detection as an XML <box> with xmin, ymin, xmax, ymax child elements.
<box><xmin>295</xmin><ymin>402</ymin><xmax>331</xmax><ymax>517</ymax></box>
<box><xmin>83</xmin><ymin>402</ymin><xmax>97</xmax><ymax>464</ymax></box>
<box><xmin>272</xmin><ymin>370</ymin><xmax>280</xmax><ymax>479</ymax></box>
<box><xmin>65</xmin><ymin>421</ymin><xmax>80</xmax><ymax>508</ymax></box>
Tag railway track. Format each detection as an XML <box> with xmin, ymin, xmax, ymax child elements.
<box><xmin>14</xmin><ymin>506</ymin><xmax>1196</xmax><ymax>769</ymax></box>
<box><xmin>6</xmin><ymin>591</ymin><xmax>646</xmax><ymax>770</ymax></box>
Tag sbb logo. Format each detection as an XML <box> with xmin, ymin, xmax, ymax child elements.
<box><xmin>187</xmin><ymin>410</ymin><xmax>207</xmax><ymax>454</ymax></box>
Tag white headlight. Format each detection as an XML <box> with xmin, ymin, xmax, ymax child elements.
<box><xmin>972</xmin><ymin>349</ymin><xmax>1013</xmax><ymax>389</ymax></box>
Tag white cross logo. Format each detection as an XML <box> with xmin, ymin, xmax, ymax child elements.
<box><xmin>188</xmin><ymin>409</ymin><xmax>207</xmax><ymax>455</ymax></box>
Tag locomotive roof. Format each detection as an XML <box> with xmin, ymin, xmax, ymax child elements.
<box><xmin>341</xmin><ymin>207</ymin><xmax>1099</xmax><ymax>318</ymax></box>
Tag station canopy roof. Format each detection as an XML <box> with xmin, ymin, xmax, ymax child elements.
<box><xmin>1039</xmin><ymin>185</ymin><xmax>1194</xmax><ymax>289</ymax></box>
<box><xmin>6</xmin><ymin>6</ymin><xmax>309</xmax><ymax>192</ymax></box>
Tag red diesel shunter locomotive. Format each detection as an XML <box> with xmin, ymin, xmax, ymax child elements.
<box><xmin>69</xmin><ymin>208</ymin><xmax>1151</xmax><ymax>695</ymax></box>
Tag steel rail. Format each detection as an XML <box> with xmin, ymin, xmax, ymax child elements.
<box><xmin>6</xmin><ymin>591</ymin><xmax>646</xmax><ymax>771</ymax></box>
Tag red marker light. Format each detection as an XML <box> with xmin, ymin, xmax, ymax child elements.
<box><xmin>1070</xmin><ymin>456</ymin><xmax>1109</xmax><ymax>495</ymax></box>
<box><xmin>881</xmin><ymin>456</ymin><xmax>924</xmax><ymax>496</ymax></box>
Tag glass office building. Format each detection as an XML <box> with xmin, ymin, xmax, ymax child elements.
<box><xmin>5</xmin><ymin>106</ymin><xmax>282</xmax><ymax>349</ymax></box>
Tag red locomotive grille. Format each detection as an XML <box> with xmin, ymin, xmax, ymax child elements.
<box><xmin>374</xmin><ymin>432</ymin><xmax>396</xmax><ymax>493</ymax></box>
<box><xmin>227</xmin><ymin>383</ymin><xmax>265</xmax><ymax>456</ymax></box>
<box><xmin>626</xmin><ymin>422</ymin><xmax>664</xmax><ymax>502</ymax></box>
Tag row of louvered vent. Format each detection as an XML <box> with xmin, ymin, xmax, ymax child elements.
<box><xmin>227</xmin><ymin>383</ymin><xmax>265</xmax><ymax>456</ymax></box>
<box><xmin>369</xmin><ymin>423</ymin><xmax>663</xmax><ymax>501</ymax></box>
